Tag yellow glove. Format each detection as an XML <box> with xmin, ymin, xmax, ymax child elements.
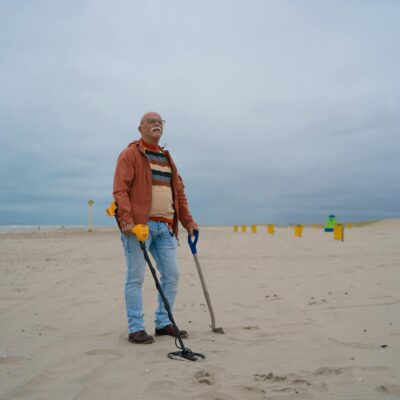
<box><xmin>105</xmin><ymin>201</ymin><xmax>117</xmax><ymax>217</ymax></box>
<box><xmin>131</xmin><ymin>224</ymin><xmax>149</xmax><ymax>242</ymax></box>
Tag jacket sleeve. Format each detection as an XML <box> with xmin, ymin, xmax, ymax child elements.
<box><xmin>113</xmin><ymin>149</ymin><xmax>135</xmax><ymax>229</ymax></box>
<box><xmin>176</xmin><ymin>174</ymin><xmax>198</xmax><ymax>231</ymax></box>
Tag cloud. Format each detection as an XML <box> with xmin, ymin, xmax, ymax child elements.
<box><xmin>1</xmin><ymin>0</ymin><xmax>399</xmax><ymax>225</ymax></box>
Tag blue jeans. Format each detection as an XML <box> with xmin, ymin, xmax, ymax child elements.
<box><xmin>121</xmin><ymin>221</ymin><xmax>179</xmax><ymax>333</ymax></box>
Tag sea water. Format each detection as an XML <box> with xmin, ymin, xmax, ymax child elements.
<box><xmin>0</xmin><ymin>225</ymin><xmax>84</xmax><ymax>233</ymax></box>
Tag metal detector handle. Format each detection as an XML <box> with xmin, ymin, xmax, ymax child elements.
<box><xmin>187</xmin><ymin>229</ymin><xmax>199</xmax><ymax>254</ymax></box>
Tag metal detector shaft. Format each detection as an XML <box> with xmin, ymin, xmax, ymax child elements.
<box><xmin>140</xmin><ymin>242</ymin><xmax>186</xmax><ymax>349</ymax></box>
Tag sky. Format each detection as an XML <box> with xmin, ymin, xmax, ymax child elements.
<box><xmin>1</xmin><ymin>0</ymin><xmax>399</xmax><ymax>226</ymax></box>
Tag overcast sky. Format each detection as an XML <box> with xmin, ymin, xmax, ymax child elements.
<box><xmin>1</xmin><ymin>0</ymin><xmax>399</xmax><ymax>226</ymax></box>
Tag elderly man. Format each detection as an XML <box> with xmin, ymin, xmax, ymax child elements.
<box><xmin>113</xmin><ymin>112</ymin><xmax>198</xmax><ymax>344</ymax></box>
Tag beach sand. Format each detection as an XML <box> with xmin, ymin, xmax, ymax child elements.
<box><xmin>1</xmin><ymin>220</ymin><xmax>400</xmax><ymax>399</ymax></box>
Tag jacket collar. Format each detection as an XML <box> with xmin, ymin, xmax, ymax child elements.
<box><xmin>128</xmin><ymin>139</ymin><xmax>168</xmax><ymax>155</ymax></box>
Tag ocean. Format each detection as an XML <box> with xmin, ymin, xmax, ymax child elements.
<box><xmin>0</xmin><ymin>225</ymin><xmax>85</xmax><ymax>233</ymax></box>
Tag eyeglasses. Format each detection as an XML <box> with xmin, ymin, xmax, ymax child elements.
<box><xmin>145</xmin><ymin>119</ymin><xmax>165</xmax><ymax>125</ymax></box>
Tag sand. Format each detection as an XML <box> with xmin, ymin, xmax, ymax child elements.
<box><xmin>1</xmin><ymin>220</ymin><xmax>400</xmax><ymax>400</ymax></box>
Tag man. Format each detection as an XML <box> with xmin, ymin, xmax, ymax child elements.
<box><xmin>113</xmin><ymin>111</ymin><xmax>198</xmax><ymax>344</ymax></box>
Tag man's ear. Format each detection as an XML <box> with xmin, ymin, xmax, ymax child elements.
<box><xmin>138</xmin><ymin>125</ymin><xmax>142</xmax><ymax>133</ymax></box>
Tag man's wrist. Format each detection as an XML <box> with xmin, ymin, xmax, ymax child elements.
<box><xmin>122</xmin><ymin>223</ymin><xmax>135</xmax><ymax>235</ymax></box>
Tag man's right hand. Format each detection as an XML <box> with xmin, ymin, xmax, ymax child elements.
<box><xmin>131</xmin><ymin>224</ymin><xmax>149</xmax><ymax>242</ymax></box>
<box><xmin>122</xmin><ymin>224</ymin><xmax>135</xmax><ymax>236</ymax></box>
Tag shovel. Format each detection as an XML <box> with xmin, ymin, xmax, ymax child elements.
<box><xmin>188</xmin><ymin>230</ymin><xmax>225</xmax><ymax>334</ymax></box>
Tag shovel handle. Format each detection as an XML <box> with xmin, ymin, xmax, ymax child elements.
<box><xmin>187</xmin><ymin>229</ymin><xmax>199</xmax><ymax>254</ymax></box>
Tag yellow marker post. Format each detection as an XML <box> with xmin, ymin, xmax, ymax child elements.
<box><xmin>346</xmin><ymin>223</ymin><xmax>352</xmax><ymax>229</ymax></box>
<box><xmin>241</xmin><ymin>225</ymin><xmax>247</xmax><ymax>233</ymax></box>
<box><xmin>233</xmin><ymin>225</ymin><xmax>238</xmax><ymax>233</ymax></box>
<box><xmin>251</xmin><ymin>225</ymin><xmax>257</xmax><ymax>233</ymax></box>
<box><xmin>267</xmin><ymin>224</ymin><xmax>275</xmax><ymax>235</ymax></box>
<box><xmin>294</xmin><ymin>224</ymin><xmax>303</xmax><ymax>238</ymax></box>
<box><xmin>334</xmin><ymin>224</ymin><xmax>344</xmax><ymax>241</ymax></box>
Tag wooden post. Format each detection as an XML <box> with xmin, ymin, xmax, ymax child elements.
<box><xmin>88</xmin><ymin>199</ymin><xmax>94</xmax><ymax>232</ymax></box>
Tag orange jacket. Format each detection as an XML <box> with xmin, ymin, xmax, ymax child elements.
<box><xmin>113</xmin><ymin>140</ymin><xmax>197</xmax><ymax>237</ymax></box>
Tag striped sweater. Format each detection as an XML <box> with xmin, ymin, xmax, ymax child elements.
<box><xmin>142</xmin><ymin>140</ymin><xmax>174</xmax><ymax>225</ymax></box>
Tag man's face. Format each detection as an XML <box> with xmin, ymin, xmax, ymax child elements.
<box><xmin>138</xmin><ymin>113</ymin><xmax>164</xmax><ymax>144</ymax></box>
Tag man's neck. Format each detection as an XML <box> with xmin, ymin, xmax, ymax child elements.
<box><xmin>141</xmin><ymin>138</ymin><xmax>160</xmax><ymax>151</ymax></box>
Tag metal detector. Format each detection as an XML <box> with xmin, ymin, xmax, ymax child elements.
<box><xmin>139</xmin><ymin>242</ymin><xmax>205</xmax><ymax>361</ymax></box>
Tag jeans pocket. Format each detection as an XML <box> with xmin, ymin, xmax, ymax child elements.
<box><xmin>169</xmin><ymin>232</ymin><xmax>178</xmax><ymax>249</ymax></box>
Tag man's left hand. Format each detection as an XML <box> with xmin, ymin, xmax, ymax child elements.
<box><xmin>188</xmin><ymin>227</ymin><xmax>199</xmax><ymax>236</ymax></box>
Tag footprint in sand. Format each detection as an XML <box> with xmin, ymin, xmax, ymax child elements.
<box><xmin>85</xmin><ymin>348</ymin><xmax>124</xmax><ymax>357</ymax></box>
<box><xmin>308</xmin><ymin>298</ymin><xmax>328</xmax><ymax>305</ymax></box>
<box><xmin>194</xmin><ymin>370</ymin><xmax>215</xmax><ymax>385</ymax></box>
<box><xmin>236</xmin><ymin>385</ymin><xmax>265</xmax><ymax>395</ymax></box>
<box><xmin>327</xmin><ymin>337</ymin><xmax>376</xmax><ymax>350</ymax></box>
<box><xmin>253</xmin><ymin>372</ymin><xmax>287</xmax><ymax>382</ymax></box>
<box><xmin>375</xmin><ymin>384</ymin><xmax>400</xmax><ymax>396</ymax></box>
<box><xmin>264</xmin><ymin>294</ymin><xmax>282</xmax><ymax>302</ymax></box>
<box><xmin>271</xmin><ymin>386</ymin><xmax>308</xmax><ymax>395</ymax></box>
<box><xmin>291</xmin><ymin>378</ymin><xmax>312</xmax><ymax>386</ymax></box>
<box><xmin>312</xmin><ymin>367</ymin><xmax>343</xmax><ymax>376</ymax></box>
<box><xmin>243</xmin><ymin>325</ymin><xmax>260</xmax><ymax>331</ymax></box>
<box><xmin>0</xmin><ymin>356</ymin><xmax>31</xmax><ymax>364</ymax></box>
<box><xmin>253</xmin><ymin>372</ymin><xmax>316</xmax><ymax>398</ymax></box>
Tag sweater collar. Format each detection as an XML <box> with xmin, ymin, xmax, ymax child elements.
<box><xmin>140</xmin><ymin>139</ymin><xmax>161</xmax><ymax>152</ymax></box>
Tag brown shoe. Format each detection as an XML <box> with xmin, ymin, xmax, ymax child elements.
<box><xmin>155</xmin><ymin>324</ymin><xmax>188</xmax><ymax>338</ymax></box>
<box><xmin>129</xmin><ymin>330</ymin><xmax>155</xmax><ymax>344</ymax></box>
